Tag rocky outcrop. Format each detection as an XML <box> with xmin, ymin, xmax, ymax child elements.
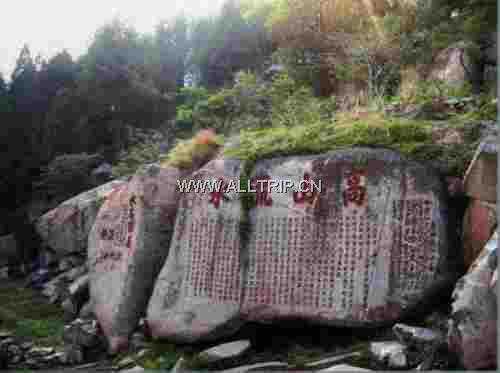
<box><xmin>36</xmin><ymin>179</ymin><xmax>127</xmax><ymax>258</ymax></box>
<box><xmin>462</xmin><ymin>136</ymin><xmax>497</xmax><ymax>268</ymax></box>
<box><xmin>147</xmin><ymin>149</ymin><xmax>452</xmax><ymax>343</ymax></box>
<box><xmin>447</xmin><ymin>230</ymin><xmax>498</xmax><ymax>370</ymax></box>
<box><xmin>89</xmin><ymin>164</ymin><xmax>185</xmax><ymax>353</ymax></box>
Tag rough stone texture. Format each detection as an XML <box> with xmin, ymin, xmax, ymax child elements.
<box><xmin>393</xmin><ymin>323</ymin><xmax>444</xmax><ymax>348</ymax></box>
<box><xmin>463</xmin><ymin>136</ymin><xmax>497</xmax><ymax>202</ymax></box>
<box><xmin>318</xmin><ymin>364</ymin><xmax>372</xmax><ymax>372</ymax></box>
<box><xmin>447</xmin><ymin>230</ymin><xmax>497</xmax><ymax>370</ymax></box>
<box><xmin>148</xmin><ymin>158</ymin><xmax>244</xmax><ymax>343</ymax></box>
<box><xmin>428</xmin><ymin>43</ymin><xmax>471</xmax><ymax>86</ymax></box>
<box><xmin>242</xmin><ymin>150</ymin><xmax>450</xmax><ymax>326</ymax></box>
<box><xmin>36</xmin><ymin>179</ymin><xmax>127</xmax><ymax>257</ymax></box>
<box><xmin>42</xmin><ymin>265</ymin><xmax>87</xmax><ymax>303</ymax></box>
<box><xmin>79</xmin><ymin>300</ymin><xmax>95</xmax><ymax>319</ymax></box>
<box><xmin>89</xmin><ymin>164</ymin><xmax>184</xmax><ymax>353</ymax></box>
<box><xmin>61</xmin><ymin>274</ymin><xmax>90</xmax><ymax>318</ymax></box>
<box><xmin>0</xmin><ymin>234</ymin><xmax>18</xmax><ymax>266</ymax></box>
<box><xmin>462</xmin><ymin>199</ymin><xmax>497</xmax><ymax>269</ymax></box>
<box><xmin>370</xmin><ymin>341</ymin><xmax>407</xmax><ymax>368</ymax></box>
<box><xmin>148</xmin><ymin>149</ymin><xmax>451</xmax><ymax>342</ymax></box>
<box><xmin>217</xmin><ymin>361</ymin><xmax>289</xmax><ymax>373</ymax></box>
<box><xmin>305</xmin><ymin>352</ymin><xmax>363</xmax><ymax>368</ymax></box>
<box><xmin>198</xmin><ymin>340</ymin><xmax>251</xmax><ymax>363</ymax></box>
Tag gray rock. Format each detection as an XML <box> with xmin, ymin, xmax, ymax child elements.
<box><xmin>59</xmin><ymin>255</ymin><xmax>85</xmax><ymax>272</ymax></box>
<box><xmin>198</xmin><ymin>340</ymin><xmax>251</xmax><ymax>363</ymax></box>
<box><xmin>61</xmin><ymin>344</ymin><xmax>84</xmax><ymax>365</ymax></box>
<box><xmin>243</xmin><ymin>150</ymin><xmax>451</xmax><ymax>326</ymax></box>
<box><xmin>36</xmin><ymin>179</ymin><xmax>127</xmax><ymax>257</ymax></box>
<box><xmin>45</xmin><ymin>352</ymin><xmax>65</xmax><ymax>364</ymax></box>
<box><xmin>318</xmin><ymin>364</ymin><xmax>373</xmax><ymax>372</ymax></box>
<box><xmin>20</xmin><ymin>342</ymin><xmax>34</xmax><ymax>350</ymax></box>
<box><xmin>65</xmin><ymin>274</ymin><xmax>90</xmax><ymax>316</ymax></box>
<box><xmin>7</xmin><ymin>344</ymin><xmax>23</xmax><ymax>364</ymax></box>
<box><xmin>148</xmin><ymin>150</ymin><xmax>452</xmax><ymax>343</ymax></box>
<box><xmin>0</xmin><ymin>266</ymin><xmax>8</xmax><ymax>279</ymax></box>
<box><xmin>0</xmin><ymin>331</ymin><xmax>13</xmax><ymax>339</ymax></box>
<box><xmin>171</xmin><ymin>357</ymin><xmax>186</xmax><ymax>373</ymax></box>
<box><xmin>78</xmin><ymin>300</ymin><xmax>95</xmax><ymax>319</ymax></box>
<box><xmin>91</xmin><ymin>163</ymin><xmax>113</xmax><ymax>182</ymax></box>
<box><xmin>63</xmin><ymin>319</ymin><xmax>101</xmax><ymax>349</ymax></box>
<box><xmin>62</xmin><ymin>298</ymin><xmax>79</xmax><ymax>319</ymax></box>
<box><xmin>463</xmin><ymin>136</ymin><xmax>497</xmax><ymax>202</ymax></box>
<box><xmin>218</xmin><ymin>361</ymin><xmax>288</xmax><ymax>373</ymax></box>
<box><xmin>121</xmin><ymin>366</ymin><xmax>145</xmax><ymax>373</ymax></box>
<box><xmin>306</xmin><ymin>352</ymin><xmax>363</xmax><ymax>368</ymax></box>
<box><xmin>393</xmin><ymin>323</ymin><xmax>444</xmax><ymax>347</ymax></box>
<box><xmin>90</xmin><ymin>164</ymin><xmax>188</xmax><ymax>353</ymax></box>
<box><xmin>130</xmin><ymin>332</ymin><xmax>148</xmax><ymax>352</ymax></box>
<box><xmin>68</xmin><ymin>274</ymin><xmax>89</xmax><ymax>296</ymax></box>
<box><xmin>447</xmin><ymin>230</ymin><xmax>497</xmax><ymax>369</ymax></box>
<box><xmin>0</xmin><ymin>338</ymin><xmax>14</xmax><ymax>348</ymax></box>
<box><xmin>42</xmin><ymin>265</ymin><xmax>87</xmax><ymax>303</ymax></box>
<box><xmin>115</xmin><ymin>356</ymin><xmax>135</xmax><ymax>370</ymax></box>
<box><xmin>147</xmin><ymin>159</ymin><xmax>244</xmax><ymax>343</ymax></box>
<box><xmin>25</xmin><ymin>346</ymin><xmax>55</xmax><ymax>360</ymax></box>
<box><xmin>370</xmin><ymin>341</ymin><xmax>407</xmax><ymax>369</ymax></box>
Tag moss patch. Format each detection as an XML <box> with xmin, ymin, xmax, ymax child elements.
<box><xmin>224</xmin><ymin>112</ymin><xmax>483</xmax><ymax>177</ymax></box>
<box><xmin>135</xmin><ymin>341</ymin><xmax>192</xmax><ymax>370</ymax></box>
<box><xmin>0</xmin><ymin>281</ymin><xmax>65</xmax><ymax>346</ymax></box>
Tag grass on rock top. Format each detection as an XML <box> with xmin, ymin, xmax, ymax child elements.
<box><xmin>222</xmin><ymin>111</ymin><xmax>483</xmax><ymax>177</ymax></box>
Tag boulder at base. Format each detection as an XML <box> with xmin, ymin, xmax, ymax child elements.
<box><xmin>147</xmin><ymin>158</ymin><xmax>244</xmax><ymax>343</ymax></box>
<box><xmin>242</xmin><ymin>149</ymin><xmax>451</xmax><ymax>325</ymax></box>
<box><xmin>36</xmin><ymin>179</ymin><xmax>127</xmax><ymax>258</ymax></box>
<box><xmin>89</xmin><ymin>164</ymin><xmax>184</xmax><ymax>353</ymax></box>
<box><xmin>447</xmin><ymin>230</ymin><xmax>497</xmax><ymax>370</ymax></box>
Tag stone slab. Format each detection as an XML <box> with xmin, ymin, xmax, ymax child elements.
<box><xmin>89</xmin><ymin>164</ymin><xmax>184</xmax><ymax>353</ymax></box>
<box><xmin>241</xmin><ymin>149</ymin><xmax>450</xmax><ymax>326</ymax></box>
<box><xmin>147</xmin><ymin>159</ymin><xmax>244</xmax><ymax>343</ymax></box>
<box><xmin>463</xmin><ymin>137</ymin><xmax>497</xmax><ymax>202</ymax></box>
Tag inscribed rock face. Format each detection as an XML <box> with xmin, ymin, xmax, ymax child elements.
<box><xmin>148</xmin><ymin>149</ymin><xmax>451</xmax><ymax>342</ymax></box>
<box><xmin>147</xmin><ymin>159</ymin><xmax>244</xmax><ymax>343</ymax></box>
<box><xmin>242</xmin><ymin>149</ymin><xmax>449</xmax><ymax>326</ymax></box>
<box><xmin>89</xmin><ymin>164</ymin><xmax>183</xmax><ymax>352</ymax></box>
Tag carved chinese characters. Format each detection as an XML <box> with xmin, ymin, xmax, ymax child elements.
<box><xmin>145</xmin><ymin>149</ymin><xmax>450</xmax><ymax>343</ymax></box>
<box><xmin>147</xmin><ymin>159</ymin><xmax>244</xmax><ymax>343</ymax></box>
<box><xmin>89</xmin><ymin>164</ymin><xmax>184</xmax><ymax>353</ymax></box>
<box><xmin>242</xmin><ymin>150</ymin><xmax>448</xmax><ymax>326</ymax></box>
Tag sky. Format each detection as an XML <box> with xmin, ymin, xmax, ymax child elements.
<box><xmin>0</xmin><ymin>0</ymin><xmax>226</xmax><ymax>79</ymax></box>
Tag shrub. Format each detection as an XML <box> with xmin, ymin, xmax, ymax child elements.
<box><xmin>161</xmin><ymin>129</ymin><xmax>223</xmax><ymax>169</ymax></box>
<box><xmin>112</xmin><ymin>142</ymin><xmax>163</xmax><ymax>178</ymax></box>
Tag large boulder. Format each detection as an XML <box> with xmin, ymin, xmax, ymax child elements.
<box><xmin>89</xmin><ymin>164</ymin><xmax>185</xmax><ymax>353</ymax></box>
<box><xmin>241</xmin><ymin>149</ymin><xmax>451</xmax><ymax>325</ymax></box>
<box><xmin>462</xmin><ymin>136</ymin><xmax>497</xmax><ymax>268</ymax></box>
<box><xmin>36</xmin><ymin>179</ymin><xmax>127</xmax><ymax>258</ymax></box>
<box><xmin>147</xmin><ymin>158</ymin><xmax>244</xmax><ymax>343</ymax></box>
<box><xmin>447</xmin><ymin>230</ymin><xmax>497</xmax><ymax>370</ymax></box>
<box><xmin>148</xmin><ymin>149</ymin><xmax>452</xmax><ymax>342</ymax></box>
